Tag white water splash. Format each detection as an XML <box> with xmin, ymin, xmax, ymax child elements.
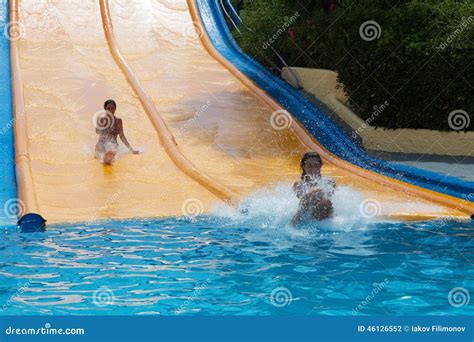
<box><xmin>82</xmin><ymin>144</ymin><xmax>145</xmax><ymax>162</ymax></box>
<box><xmin>212</xmin><ymin>182</ymin><xmax>379</xmax><ymax>232</ymax></box>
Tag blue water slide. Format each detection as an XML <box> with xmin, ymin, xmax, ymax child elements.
<box><xmin>0</xmin><ymin>0</ymin><xmax>18</xmax><ymax>226</ymax></box>
<box><xmin>197</xmin><ymin>0</ymin><xmax>474</xmax><ymax>201</ymax></box>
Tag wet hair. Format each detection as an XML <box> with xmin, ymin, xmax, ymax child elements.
<box><xmin>104</xmin><ymin>99</ymin><xmax>117</xmax><ymax>110</ymax></box>
<box><xmin>300</xmin><ymin>152</ymin><xmax>323</xmax><ymax>179</ymax></box>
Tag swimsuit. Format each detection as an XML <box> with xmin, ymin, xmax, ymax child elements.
<box><xmin>95</xmin><ymin>118</ymin><xmax>120</xmax><ymax>156</ymax></box>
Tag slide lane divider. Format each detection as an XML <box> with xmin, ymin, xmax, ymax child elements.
<box><xmin>188</xmin><ymin>0</ymin><xmax>474</xmax><ymax>219</ymax></box>
<box><xmin>10</xmin><ymin>0</ymin><xmax>46</xmax><ymax>231</ymax></box>
<box><xmin>99</xmin><ymin>0</ymin><xmax>238</xmax><ymax>206</ymax></box>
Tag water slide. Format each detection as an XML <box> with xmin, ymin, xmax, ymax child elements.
<box><xmin>4</xmin><ymin>0</ymin><xmax>474</xmax><ymax>230</ymax></box>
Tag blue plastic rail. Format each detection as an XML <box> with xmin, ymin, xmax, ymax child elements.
<box><xmin>0</xmin><ymin>0</ymin><xmax>18</xmax><ymax>226</ymax></box>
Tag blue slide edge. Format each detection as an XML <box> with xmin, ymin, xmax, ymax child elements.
<box><xmin>197</xmin><ymin>0</ymin><xmax>474</xmax><ymax>201</ymax></box>
<box><xmin>0</xmin><ymin>0</ymin><xmax>18</xmax><ymax>226</ymax></box>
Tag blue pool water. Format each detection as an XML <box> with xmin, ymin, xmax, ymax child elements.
<box><xmin>0</xmin><ymin>209</ymin><xmax>472</xmax><ymax>316</ymax></box>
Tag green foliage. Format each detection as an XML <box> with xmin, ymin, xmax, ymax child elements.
<box><xmin>235</xmin><ymin>0</ymin><xmax>473</xmax><ymax>131</ymax></box>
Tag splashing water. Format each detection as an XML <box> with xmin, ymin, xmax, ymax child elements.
<box><xmin>212</xmin><ymin>182</ymin><xmax>380</xmax><ymax>234</ymax></box>
<box><xmin>82</xmin><ymin>144</ymin><xmax>146</xmax><ymax>162</ymax></box>
<box><xmin>213</xmin><ymin>183</ymin><xmax>298</xmax><ymax>227</ymax></box>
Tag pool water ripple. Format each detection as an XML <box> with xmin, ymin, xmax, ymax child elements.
<box><xmin>0</xmin><ymin>217</ymin><xmax>472</xmax><ymax>315</ymax></box>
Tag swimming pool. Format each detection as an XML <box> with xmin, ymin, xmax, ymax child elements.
<box><xmin>0</xmin><ymin>208</ymin><xmax>472</xmax><ymax>316</ymax></box>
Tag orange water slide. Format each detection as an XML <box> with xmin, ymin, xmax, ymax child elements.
<box><xmin>11</xmin><ymin>0</ymin><xmax>227</xmax><ymax>224</ymax></box>
<box><xmin>10</xmin><ymin>0</ymin><xmax>472</xmax><ymax>226</ymax></box>
<box><xmin>103</xmin><ymin>0</ymin><xmax>471</xmax><ymax>220</ymax></box>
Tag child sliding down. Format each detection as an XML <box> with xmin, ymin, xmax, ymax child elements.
<box><xmin>94</xmin><ymin>99</ymin><xmax>139</xmax><ymax>165</ymax></box>
<box><xmin>292</xmin><ymin>152</ymin><xmax>336</xmax><ymax>225</ymax></box>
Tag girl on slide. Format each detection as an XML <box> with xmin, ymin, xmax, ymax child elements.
<box><xmin>292</xmin><ymin>152</ymin><xmax>336</xmax><ymax>225</ymax></box>
<box><xmin>95</xmin><ymin>99</ymin><xmax>139</xmax><ymax>165</ymax></box>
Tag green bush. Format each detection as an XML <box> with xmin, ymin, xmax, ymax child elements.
<box><xmin>234</xmin><ymin>0</ymin><xmax>473</xmax><ymax>131</ymax></box>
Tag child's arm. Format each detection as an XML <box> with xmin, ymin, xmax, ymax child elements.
<box><xmin>293</xmin><ymin>181</ymin><xmax>303</xmax><ymax>198</ymax></box>
<box><xmin>118</xmin><ymin>119</ymin><xmax>139</xmax><ymax>154</ymax></box>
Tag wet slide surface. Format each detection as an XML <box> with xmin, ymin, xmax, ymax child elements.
<box><xmin>17</xmin><ymin>0</ymin><xmax>219</xmax><ymax>223</ymax></box>
<box><xmin>106</xmin><ymin>0</ymin><xmax>465</xmax><ymax>219</ymax></box>
<box><xmin>14</xmin><ymin>0</ymin><xmax>466</xmax><ymax>223</ymax></box>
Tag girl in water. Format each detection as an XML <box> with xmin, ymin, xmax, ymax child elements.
<box><xmin>95</xmin><ymin>99</ymin><xmax>139</xmax><ymax>165</ymax></box>
<box><xmin>292</xmin><ymin>152</ymin><xmax>335</xmax><ymax>224</ymax></box>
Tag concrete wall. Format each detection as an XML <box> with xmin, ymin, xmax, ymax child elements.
<box><xmin>283</xmin><ymin>67</ymin><xmax>474</xmax><ymax>157</ymax></box>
